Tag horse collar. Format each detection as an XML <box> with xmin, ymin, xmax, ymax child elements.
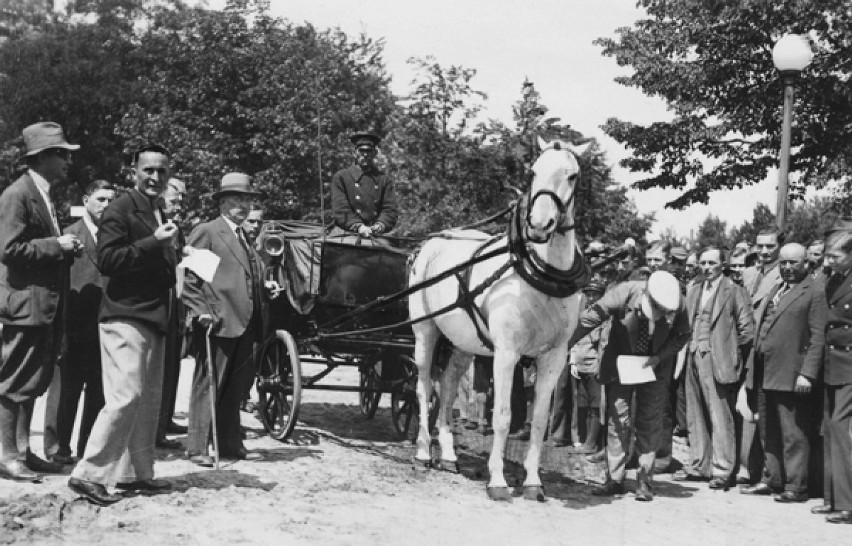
<box><xmin>509</xmin><ymin>198</ymin><xmax>591</xmax><ymax>298</ymax></box>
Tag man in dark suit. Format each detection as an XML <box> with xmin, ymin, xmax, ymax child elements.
<box><xmin>815</xmin><ymin>227</ymin><xmax>852</xmax><ymax>524</ymax></box>
<box><xmin>0</xmin><ymin>122</ymin><xmax>81</xmax><ymax>482</ymax></box>
<box><xmin>52</xmin><ymin>180</ymin><xmax>116</xmax><ymax>465</ymax></box>
<box><xmin>69</xmin><ymin>143</ymin><xmax>178</xmax><ymax>506</ymax></box>
<box><xmin>571</xmin><ymin>271</ymin><xmax>691</xmax><ymax>502</ymax></box>
<box><xmin>330</xmin><ymin>132</ymin><xmax>398</xmax><ymax>238</ymax></box>
<box><xmin>678</xmin><ymin>246</ymin><xmax>754</xmax><ymax>490</ymax></box>
<box><xmin>182</xmin><ymin>173</ymin><xmax>271</xmax><ymax>466</ymax></box>
<box><xmin>739</xmin><ymin>243</ymin><xmax>826</xmax><ymax>502</ymax></box>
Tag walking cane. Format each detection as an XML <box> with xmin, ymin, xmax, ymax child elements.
<box><xmin>205</xmin><ymin>321</ymin><xmax>221</xmax><ymax>471</ymax></box>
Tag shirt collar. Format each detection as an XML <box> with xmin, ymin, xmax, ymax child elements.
<box><xmin>222</xmin><ymin>214</ymin><xmax>240</xmax><ymax>235</ymax></box>
<box><xmin>82</xmin><ymin>211</ymin><xmax>98</xmax><ymax>238</ymax></box>
<box><xmin>28</xmin><ymin>169</ymin><xmax>51</xmax><ymax>198</ymax></box>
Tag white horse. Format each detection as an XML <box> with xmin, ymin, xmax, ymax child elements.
<box><xmin>408</xmin><ymin>136</ymin><xmax>591</xmax><ymax>501</ymax></box>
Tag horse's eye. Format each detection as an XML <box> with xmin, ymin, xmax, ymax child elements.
<box><xmin>568</xmin><ymin>173</ymin><xmax>578</xmax><ymax>182</ymax></box>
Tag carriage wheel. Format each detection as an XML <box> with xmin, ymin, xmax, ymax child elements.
<box><xmin>358</xmin><ymin>356</ymin><xmax>382</xmax><ymax>420</ymax></box>
<box><xmin>257</xmin><ymin>330</ymin><xmax>302</xmax><ymax>441</ymax></box>
<box><xmin>390</xmin><ymin>355</ymin><xmax>439</xmax><ymax>443</ymax></box>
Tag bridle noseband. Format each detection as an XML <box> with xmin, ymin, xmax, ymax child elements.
<box><xmin>525</xmin><ymin>187</ymin><xmax>576</xmax><ymax>238</ymax></box>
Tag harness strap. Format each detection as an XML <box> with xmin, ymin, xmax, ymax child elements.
<box><xmin>454</xmin><ymin>235</ymin><xmax>503</xmax><ymax>351</ymax></box>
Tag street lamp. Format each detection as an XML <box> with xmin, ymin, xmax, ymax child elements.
<box><xmin>772</xmin><ymin>33</ymin><xmax>813</xmax><ymax>231</ymax></box>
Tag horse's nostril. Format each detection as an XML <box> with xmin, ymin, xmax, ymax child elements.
<box><xmin>545</xmin><ymin>218</ymin><xmax>555</xmax><ymax>230</ymax></box>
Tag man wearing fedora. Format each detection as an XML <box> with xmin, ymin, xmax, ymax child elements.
<box><xmin>69</xmin><ymin>143</ymin><xmax>178</xmax><ymax>506</ymax></box>
<box><xmin>570</xmin><ymin>270</ymin><xmax>691</xmax><ymax>502</ymax></box>
<box><xmin>330</xmin><ymin>132</ymin><xmax>398</xmax><ymax>238</ymax></box>
<box><xmin>182</xmin><ymin>173</ymin><xmax>273</xmax><ymax>466</ymax></box>
<box><xmin>0</xmin><ymin>122</ymin><xmax>82</xmax><ymax>482</ymax></box>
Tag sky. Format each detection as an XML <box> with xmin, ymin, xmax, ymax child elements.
<box><xmin>202</xmin><ymin>0</ymin><xmax>783</xmax><ymax>238</ymax></box>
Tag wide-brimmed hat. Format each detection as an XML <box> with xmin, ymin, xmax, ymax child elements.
<box><xmin>825</xmin><ymin>217</ymin><xmax>852</xmax><ymax>238</ymax></box>
<box><xmin>212</xmin><ymin>172</ymin><xmax>260</xmax><ymax>200</ymax></box>
<box><xmin>646</xmin><ymin>270</ymin><xmax>681</xmax><ymax>312</ymax></box>
<box><xmin>350</xmin><ymin>132</ymin><xmax>381</xmax><ymax>148</ymax></box>
<box><xmin>22</xmin><ymin>122</ymin><xmax>80</xmax><ymax>157</ymax></box>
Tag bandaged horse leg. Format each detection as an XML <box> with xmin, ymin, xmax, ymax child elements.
<box><xmin>413</xmin><ymin>326</ymin><xmax>440</xmax><ymax>465</ymax></box>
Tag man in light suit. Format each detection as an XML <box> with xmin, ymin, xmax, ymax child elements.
<box><xmin>52</xmin><ymin>180</ymin><xmax>116</xmax><ymax>464</ymax></box>
<box><xmin>572</xmin><ymin>271</ymin><xmax>691</xmax><ymax>502</ymax></box>
<box><xmin>0</xmin><ymin>122</ymin><xmax>81</xmax><ymax>482</ymax></box>
<box><xmin>679</xmin><ymin>246</ymin><xmax>754</xmax><ymax>490</ymax></box>
<box><xmin>182</xmin><ymin>173</ymin><xmax>275</xmax><ymax>466</ymax></box>
<box><xmin>739</xmin><ymin>243</ymin><xmax>826</xmax><ymax>502</ymax></box>
<box><xmin>69</xmin><ymin>143</ymin><xmax>178</xmax><ymax>506</ymax></box>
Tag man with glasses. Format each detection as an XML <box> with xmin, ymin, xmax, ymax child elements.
<box><xmin>0</xmin><ymin>122</ymin><xmax>82</xmax><ymax>482</ymax></box>
<box><xmin>676</xmin><ymin>246</ymin><xmax>755</xmax><ymax>490</ymax></box>
<box><xmin>330</xmin><ymin>132</ymin><xmax>398</xmax><ymax>238</ymax></box>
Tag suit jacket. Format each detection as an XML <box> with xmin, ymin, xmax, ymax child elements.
<box><xmin>181</xmin><ymin>216</ymin><xmax>266</xmax><ymax>339</ymax></box>
<box><xmin>97</xmin><ymin>189</ymin><xmax>176</xmax><ymax>331</ymax></box>
<box><xmin>571</xmin><ymin>280</ymin><xmax>691</xmax><ymax>385</ymax></box>
<box><xmin>330</xmin><ymin>165</ymin><xmax>398</xmax><ymax>231</ymax></box>
<box><xmin>824</xmin><ymin>269</ymin><xmax>852</xmax><ymax>385</ymax></box>
<box><xmin>746</xmin><ymin>275</ymin><xmax>827</xmax><ymax>391</ymax></box>
<box><xmin>63</xmin><ymin>218</ymin><xmax>105</xmax><ymax>337</ymax></box>
<box><xmin>743</xmin><ymin>263</ymin><xmax>781</xmax><ymax>319</ymax></box>
<box><xmin>0</xmin><ymin>173</ymin><xmax>68</xmax><ymax>326</ymax></box>
<box><xmin>686</xmin><ymin>275</ymin><xmax>755</xmax><ymax>384</ymax></box>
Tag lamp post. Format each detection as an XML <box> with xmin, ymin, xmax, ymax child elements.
<box><xmin>772</xmin><ymin>34</ymin><xmax>813</xmax><ymax>231</ymax></box>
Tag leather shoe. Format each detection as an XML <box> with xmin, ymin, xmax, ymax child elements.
<box><xmin>68</xmin><ymin>478</ymin><xmax>122</xmax><ymax>506</ymax></box>
<box><xmin>826</xmin><ymin>510</ymin><xmax>852</xmax><ymax>524</ymax></box>
<box><xmin>811</xmin><ymin>504</ymin><xmax>834</xmax><ymax>515</ymax></box>
<box><xmin>549</xmin><ymin>438</ymin><xmax>571</xmax><ymax>448</ymax></box>
<box><xmin>739</xmin><ymin>483</ymin><xmax>776</xmax><ymax>495</ymax></box>
<box><xmin>188</xmin><ymin>454</ymin><xmax>215</xmax><ymax>468</ymax></box>
<box><xmin>156</xmin><ymin>438</ymin><xmax>183</xmax><ymax>450</ymax></box>
<box><xmin>635</xmin><ymin>481</ymin><xmax>654</xmax><ymax>502</ymax></box>
<box><xmin>116</xmin><ymin>479</ymin><xmax>171</xmax><ymax>492</ymax></box>
<box><xmin>774</xmin><ymin>490</ymin><xmax>808</xmax><ymax>503</ymax></box>
<box><xmin>166</xmin><ymin>421</ymin><xmax>188</xmax><ymax>434</ymax></box>
<box><xmin>591</xmin><ymin>480</ymin><xmax>625</xmax><ymax>496</ymax></box>
<box><xmin>26</xmin><ymin>450</ymin><xmax>64</xmax><ymax>473</ymax></box>
<box><xmin>221</xmin><ymin>448</ymin><xmax>264</xmax><ymax>461</ymax></box>
<box><xmin>708</xmin><ymin>477</ymin><xmax>732</xmax><ymax>490</ymax></box>
<box><xmin>673</xmin><ymin>470</ymin><xmax>708</xmax><ymax>482</ymax></box>
<box><xmin>51</xmin><ymin>453</ymin><xmax>76</xmax><ymax>465</ymax></box>
<box><xmin>0</xmin><ymin>460</ymin><xmax>41</xmax><ymax>482</ymax></box>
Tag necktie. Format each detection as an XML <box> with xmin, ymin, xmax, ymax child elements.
<box><xmin>773</xmin><ymin>283</ymin><xmax>790</xmax><ymax>306</ymax></box>
<box><xmin>45</xmin><ymin>195</ymin><xmax>60</xmax><ymax>235</ymax></box>
<box><xmin>636</xmin><ymin>315</ymin><xmax>650</xmax><ymax>356</ymax></box>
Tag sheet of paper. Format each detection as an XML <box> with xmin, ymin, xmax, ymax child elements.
<box><xmin>616</xmin><ymin>355</ymin><xmax>657</xmax><ymax>385</ymax></box>
<box><xmin>178</xmin><ymin>247</ymin><xmax>220</xmax><ymax>283</ymax></box>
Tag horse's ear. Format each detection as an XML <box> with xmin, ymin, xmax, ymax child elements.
<box><xmin>568</xmin><ymin>140</ymin><xmax>594</xmax><ymax>158</ymax></box>
<box><xmin>537</xmin><ymin>136</ymin><xmax>549</xmax><ymax>151</ymax></box>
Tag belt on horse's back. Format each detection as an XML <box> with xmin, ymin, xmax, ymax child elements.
<box><xmin>454</xmin><ymin>235</ymin><xmax>505</xmax><ymax>352</ymax></box>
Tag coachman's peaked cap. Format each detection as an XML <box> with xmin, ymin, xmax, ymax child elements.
<box><xmin>350</xmin><ymin>132</ymin><xmax>381</xmax><ymax>148</ymax></box>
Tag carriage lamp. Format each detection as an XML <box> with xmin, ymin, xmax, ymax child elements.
<box><xmin>772</xmin><ymin>33</ymin><xmax>813</xmax><ymax>231</ymax></box>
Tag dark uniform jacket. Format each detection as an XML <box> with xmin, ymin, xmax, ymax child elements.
<box><xmin>570</xmin><ymin>280</ymin><xmax>691</xmax><ymax>385</ymax></box>
<box><xmin>97</xmin><ymin>188</ymin><xmax>176</xmax><ymax>332</ymax></box>
<box><xmin>64</xmin><ymin>218</ymin><xmax>105</xmax><ymax>337</ymax></box>
<box><xmin>0</xmin><ymin>173</ymin><xmax>69</xmax><ymax>326</ymax></box>
<box><xmin>746</xmin><ymin>275</ymin><xmax>827</xmax><ymax>391</ymax></box>
<box><xmin>330</xmin><ymin>165</ymin><xmax>398</xmax><ymax>232</ymax></box>
<box><xmin>825</xmin><ymin>269</ymin><xmax>852</xmax><ymax>386</ymax></box>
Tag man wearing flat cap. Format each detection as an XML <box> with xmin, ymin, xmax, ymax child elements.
<box><xmin>0</xmin><ymin>122</ymin><xmax>82</xmax><ymax>482</ymax></box>
<box><xmin>569</xmin><ymin>270</ymin><xmax>691</xmax><ymax>501</ymax></box>
<box><xmin>330</xmin><ymin>132</ymin><xmax>398</xmax><ymax>238</ymax></box>
<box><xmin>182</xmin><ymin>173</ymin><xmax>277</xmax><ymax>466</ymax></box>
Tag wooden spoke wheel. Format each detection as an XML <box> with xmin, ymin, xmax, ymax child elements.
<box><xmin>358</xmin><ymin>355</ymin><xmax>383</xmax><ymax>420</ymax></box>
<box><xmin>256</xmin><ymin>330</ymin><xmax>302</xmax><ymax>441</ymax></box>
<box><xmin>390</xmin><ymin>355</ymin><xmax>439</xmax><ymax>443</ymax></box>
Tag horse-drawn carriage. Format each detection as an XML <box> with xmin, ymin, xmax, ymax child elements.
<box><xmin>253</xmin><ymin>222</ymin><xmax>433</xmax><ymax>442</ymax></box>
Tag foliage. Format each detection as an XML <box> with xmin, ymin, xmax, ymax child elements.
<box><xmin>729</xmin><ymin>202</ymin><xmax>776</xmax><ymax>246</ymax></box>
<box><xmin>695</xmin><ymin>215</ymin><xmax>729</xmax><ymax>250</ymax></box>
<box><xmin>596</xmin><ymin>0</ymin><xmax>852</xmax><ymax>209</ymax></box>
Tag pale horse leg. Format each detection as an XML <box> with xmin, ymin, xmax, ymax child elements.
<box><xmin>487</xmin><ymin>347</ymin><xmax>523</xmax><ymax>492</ymax></box>
<box><xmin>412</xmin><ymin>321</ymin><xmax>441</xmax><ymax>464</ymax></box>
<box><xmin>434</xmin><ymin>350</ymin><xmax>473</xmax><ymax>468</ymax></box>
<box><xmin>522</xmin><ymin>344</ymin><xmax>569</xmax><ymax>500</ymax></box>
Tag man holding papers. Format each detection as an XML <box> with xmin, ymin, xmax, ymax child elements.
<box><xmin>570</xmin><ymin>270</ymin><xmax>690</xmax><ymax>502</ymax></box>
<box><xmin>678</xmin><ymin>246</ymin><xmax>755</xmax><ymax>490</ymax></box>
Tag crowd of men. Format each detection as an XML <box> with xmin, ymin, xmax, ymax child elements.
<box><xmin>1</xmin><ymin>122</ymin><xmax>850</xmax><ymax>525</ymax></box>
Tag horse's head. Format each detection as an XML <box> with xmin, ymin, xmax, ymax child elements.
<box><xmin>525</xmin><ymin>136</ymin><xmax>592</xmax><ymax>244</ymax></box>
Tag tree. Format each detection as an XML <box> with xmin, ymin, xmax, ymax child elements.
<box><xmin>785</xmin><ymin>197</ymin><xmax>839</xmax><ymax>244</ymax></box>
<box><xmin>729</xmin><ymin>202</ymin><xmax>776</xmax><ymax>245</ymax></box>
<box><xmin>695</xmin><ymin>214</ymin><xmax>730</xmax><ymax>250</ymax></box>
<box><xmin>596</xmin><ymin>1</ymin><xmax>852</xmax><ymax>209</ymax></box>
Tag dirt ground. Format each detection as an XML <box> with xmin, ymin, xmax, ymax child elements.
<box><xmin>1</xmin><ymin>361</ymin><xmax>847</xmax><ymax>546</ymax></box>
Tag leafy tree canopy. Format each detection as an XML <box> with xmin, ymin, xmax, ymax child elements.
<box><xmin>596</xmin><ymin>0</ymin><xmax>852</xmax><ymax>209</ymax></box>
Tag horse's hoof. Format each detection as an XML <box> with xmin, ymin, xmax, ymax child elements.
<box><xmin>436</xmin><ymin>459</ymin><xmax>460</xmax><ymax>474</ymax></box>
<box><xmin>486</xmin><ymin>486</ymin><xmax>512</xmax><ymax>502</ymax></box>
<box><xmin>413</xmin><ymin>458</ymin><xmax>432</xmax><ymax>471</ymax></box>
<box><xmin>523</xmin><ymin>485</ymin><xmax>547</xmax><ymax>502</ymax></box>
